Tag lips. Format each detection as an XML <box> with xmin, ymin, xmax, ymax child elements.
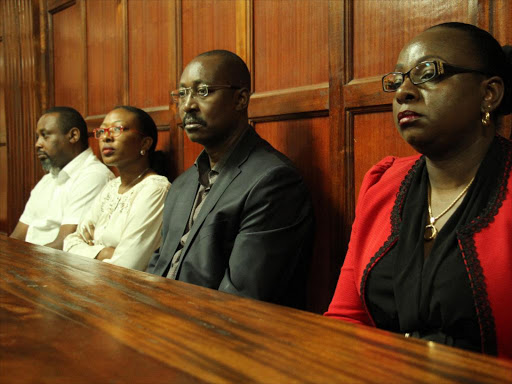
<box><xmin>397</xmin><ymin>110</ymin><xmax>422</xmax><ymax>126</ymax></box>
<box><xmin>37</xmin><ymin>151</ymin><xmax>47</xmax><ymax>159</ymax></box>
<box><xmin>183</xmin><ymin>115</ymin><xmax>206</xmax><ymax>129</ymax></box>
<box><xmin>184</xmin><ymin>120</ymin><xmax>204</xmax><ymax>127</ymax></box>
<box><xmin>102</xmin><ymin>147</ymin><xmax>115</xmax><ymax>156</ymax></box>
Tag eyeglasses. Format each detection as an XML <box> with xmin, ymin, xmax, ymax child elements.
<box><xmin>382</xmin><ymin>60</ymin><xmax>488</xmax><ymax>92</ymax></box>
<box><xmin>171</xmin><ymin>84</ymin><xmax>240</xmax><ymax>104</ymax></box>
<box><xmin>93</xmin><ymin>126</ymin><xmax>130</xmax><ymax>139</ymax></box>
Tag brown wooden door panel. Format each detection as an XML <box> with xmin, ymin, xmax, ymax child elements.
<box><xmin>86</xmin><ymin>0</ymin><xmax>124</xmax><ymax>116</ymax></box>
<box><xmin>253</xmin><ymin>0</ymin><xmax>329</xmax><ymax>93</ymax></box>
<box><xmin>255</xmin><ymin>117</ymin><xmax>332</xmax><ymax>313</ymax></box>
<box><xmin>181</xmin><ymin>0</ymin><xmax>237</xmax><ymax>66</ymax></box>
<box><xmin>351</xmin><ymin>0</ymin><xmax>471</xmax><ymax>81</ymax></box>
<box><xmin>0</xmin><ymin>36</ymin><xmax>6</xmax><ymax>234</ymax></box>
<box><xmin>52</xmin><ymin>3</ymin><xmax>85</xmax><ymax>115</ymax></box>
<box><xmin>128</xmin><ymin>0</ymin><xmax>173</xmax><ymax>109</ymax></box>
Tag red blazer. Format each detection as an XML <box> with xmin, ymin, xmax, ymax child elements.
<box><xmin>325</xmin><ymin>137</ymin><xmax>512</xmax><ymax>359</ymax></box>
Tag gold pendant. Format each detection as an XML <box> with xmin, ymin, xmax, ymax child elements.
<box><xmin>424</xmin><ymin>223</ymin><xmax>437</xmax><ymax>241</ymax></box>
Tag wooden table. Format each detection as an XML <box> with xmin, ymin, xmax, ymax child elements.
<box><xmin>1</xmin><ymin>235</ymin><xmax>511</xmax><ymax>383</ymax></box>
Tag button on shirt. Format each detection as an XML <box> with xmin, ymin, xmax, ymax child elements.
<box><xmin>20</xmin><ymin>147</ymin><xmax>114</xmax><ymax>245</ymax></box>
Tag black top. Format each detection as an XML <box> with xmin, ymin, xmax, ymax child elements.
<box><xmin>365</xmin><ymin>138</ymin><xmax>504</xmax><ymax>352</ymax></box>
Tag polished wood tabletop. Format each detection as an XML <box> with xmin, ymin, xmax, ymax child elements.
<box><xmin>0</xmin><ymin>235</ymin><xmax>511</xmax><ymax>384</ymax></box>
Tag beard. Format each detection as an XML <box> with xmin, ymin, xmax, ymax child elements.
<box><xmin>40</xmin><ymin>158</ymin><xmax>52</xmax><ymax>172</ymax></box>
<box><xmin>38</xmin><ymin>154</ymin><xmax>59</xmax><ymax>175</ymax></box>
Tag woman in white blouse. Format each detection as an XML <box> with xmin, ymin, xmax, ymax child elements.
<box><xmin>64</xmin><ymin>106</ymin><xmax>170</xmax><ymax>271</ymax></box>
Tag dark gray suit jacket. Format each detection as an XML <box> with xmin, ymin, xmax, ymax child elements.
<box><xmin>148</xmin><ymin>128</ymin><xmax>314</xmax><ymax>308</ymax></box>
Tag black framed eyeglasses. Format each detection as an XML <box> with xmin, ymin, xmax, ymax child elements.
<box><xmin>382</xmin><ymin>60</ymin><xmax>488</xmax><ymax>92</ymax></box>
<box><xmin>170</xmin><ymin>84</ymin><xmax>240</xmax><ymax>104</ymax></box>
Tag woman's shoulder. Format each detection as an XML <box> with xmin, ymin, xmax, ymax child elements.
<box><xmin>363</xmin><ymin>154</ymin><xmax>422</xmax><ymax>188</ymax></box>
<box><xmin>138</xmin><ymin>174</ymin><xmax>171</xmax><ymax>191</ymax></box>
<box><xmin>102</xmin><ymin>177</ymin><xmax>121</xmax><ymax>192</ymax></box>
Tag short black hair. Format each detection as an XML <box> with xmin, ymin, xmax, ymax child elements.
<box><xmin>428</xmin><ymin>22</ymin><xmax>512</xmax><ymax>116</ymax></box>
<box><xmin>197</xmin><ymin>50</ymin><xmax>251</xmax><ymax>92</ymax></box>
<box><xmin>43</xmin><ymin>106</ymin><xmax>89</xmax><ymax>149</ymax></box>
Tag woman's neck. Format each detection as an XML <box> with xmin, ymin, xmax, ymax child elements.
<box><xmin>118</xmin><ymin>161</ymin><xmax>151</xmax><ymax>192</ymax></box>
<box><xmin>426</xmin><ymin>135</ymin><xmax>494</xmax><ymax>190</ymax></box>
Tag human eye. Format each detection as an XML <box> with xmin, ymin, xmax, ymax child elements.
<box><xmin>383</xmin><ymin>73</ymin><xmax>402</xmax><ymax>91</ymax></box>
<box><xmin>112</xmin><ymin>126</ymin><xmax>122</xmax><ymax>134</ymax></box>
<box><xmin>197</xmin><ymin>85</ymin><xmax>209</xmax><ymax>97</ymax></box>
<box><xmin>178</xmin><ymin>88</ymin><xmax>188</xmax><ymax>98</ymax></box>
<box><xmin>415</xmin><ymin>62</ymin><xmax>436</xmax><ymax>82</ymax></box>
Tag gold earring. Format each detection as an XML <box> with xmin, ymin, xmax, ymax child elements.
<box><xmin>481</xmin><ymin>111</ymin><xmax>491</xmax><ymax>127</ymax></box>
<box><xmin>140</xmin><ymin>149</ymin><xmax>146</xmax><ymax>156</ymax></box>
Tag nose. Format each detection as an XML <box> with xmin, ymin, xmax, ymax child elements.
<box><xmin>181</xmin><ymin>92</ymin><xmax>199</xmax><ymax>112</ymax></box>
<box><xmin>35</xmin><ymin>135</ymin><xmax>43</xmax><ymax>149</ymax></box>
<box><xmin>395</xmin><ymin>76</ymin><xmax>419</xmax><ymax>105</ymax></box>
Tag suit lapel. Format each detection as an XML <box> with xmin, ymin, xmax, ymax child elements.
<box><xmin>156</xmin><ymin>169</ymin><xmax>198</xmax><ymax>272</ymax></box>
<box><xmin>180</xmin><ymin>128</ymin><xmax>261</xmax><ymax>258</ymax></box>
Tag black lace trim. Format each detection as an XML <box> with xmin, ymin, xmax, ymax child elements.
<box><xmin>360</xmin><ymin>157</ymin><xmax>425</xmax><ymax>323</ymax></box>
<box><xmin>456</xmin><ymin>136</ymin><xmax>512</xmax><ymax>355</ymax></box>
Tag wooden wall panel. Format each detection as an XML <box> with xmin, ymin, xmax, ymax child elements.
<box><xmin>351</xmin><ymin>0</ymin><xmax>470</xmax><ymax>80</ymax></box>
<box><xmin>128</xmin><ymin>0</ymin><xmax>171</xmax><ymax>109</ymax></box>
<box><xmin>0</xmin><ymin>145</ymin><xmax>6</xmax><ymax>233</ymax></box>
<box><xmin>0</xmin><ymin>0</ymin><xmax>46</xmax><ymax>235</ymax></box>
<box><xmin>0</xmin><ymin>35</ymin><xmax>6</xmax><ymax>234</ymax></box>
<box><xmin>86</xmin><ymin>0</ymin><xmax>123</xmax><ymax>116</ymax></box>
<box><xmin>181</xmin><ymin>0</ymin><xmax>237</xmax><ymax>65</ymax></box>
<box><xmin>181</xmin><ymin>0</ymin><xmax>238</xmax><ymax>169</ymax></box>
<box><xmin>255</xmin><ymin>117</ymin><xmax>332</xmax><ymax>313</ymax></box>
<box><xmin>253</xmin><ymin>0</ymin><xmax>328</xmax><ymax>93</ymax></box>
<box><xmin>52</xmin><ymin>3</ymin><xmax>84</xmax><ymax>114</ymax></box>
<box><xmin>353</xmin><ymin>112</ymin><xmax>417</xmax><ymax>201</ymax></box>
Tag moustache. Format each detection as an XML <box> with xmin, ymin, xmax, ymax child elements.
<box><xmin>182</xmin><ymin>115</ymin><xmax>207</xmax><ymax>127</ymax></box>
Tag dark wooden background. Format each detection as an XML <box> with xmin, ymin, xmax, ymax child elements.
<box><xmin>1</xmin><ymin>0</ymin><xmax>511</xmax><ymax>313</ymax></box>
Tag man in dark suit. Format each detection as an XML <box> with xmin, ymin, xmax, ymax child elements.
<box><xmin>148</xmin><ymin>50</ymin><xmax>314</xmax><ymax>308</ymax></box>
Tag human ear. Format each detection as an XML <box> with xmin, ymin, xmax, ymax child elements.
<box><xmin>68</xmin><ymin>127</ymin><xmax>81</xmax><ymax>144</ymax></box>
<box><xmin>141</xmin><ymin>136</ymin><xmax>153</xmax><ymax>152</ymax></box>
<box><xmin>481</xmin><ymin>76</ymin><xmax>504</xmax><ymax>113</ymax></box>
<box><xmin>235</xmin><ymin>88</ymin><xmax>250</xmax><ymax>111</ymax></box>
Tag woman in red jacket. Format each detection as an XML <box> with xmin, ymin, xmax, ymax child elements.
<box><xmin>325</xmin><ymin>22</ymin><xmax>512</xmax><ymax>359</ymax></box>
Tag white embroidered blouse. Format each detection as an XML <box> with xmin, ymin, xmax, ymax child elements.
<box><xmin>63</xmin><ymin>175</ymin><xmax>170</xmax><ymax>271</ymax></box>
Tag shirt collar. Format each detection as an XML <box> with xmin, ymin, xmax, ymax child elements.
<box><xmin>56</xmin><ymin>147</ymin><xmax>92</xmax><ymax>183</ymax></box>
<box><xmin>194</xmin><ymin>128</ymin><xmax>249</xmax><ymax>187</ymax></box>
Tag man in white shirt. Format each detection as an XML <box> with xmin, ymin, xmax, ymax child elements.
<box><xmin>10</xmin><ymin>107</ymin><xmax>114</xmax><ymax>249</ymax></box>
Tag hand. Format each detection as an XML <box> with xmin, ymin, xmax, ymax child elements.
<box><xmin>96</xmin><ymin>247</ymin><xmax>115</xmax><ymax>261</ymax></box>
<box><xmin>81</xmin><ymin>222</ymin><xmax>95</xmax><ymax>246</ymax></box>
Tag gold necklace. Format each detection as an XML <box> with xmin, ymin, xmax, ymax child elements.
<box><xmin>119</xmin><ymin>168</ymin><xmax>150</xmax><ymax>194</ymax></box>
<box><xmin>424</xmin><ymin>176</ymin><xmax>475</xmax><ymax>241</ymax></box>
<box><xmin>109</xmin><ymin>168</ymin><xmax>151</xmax><ymax>220</ymax></box>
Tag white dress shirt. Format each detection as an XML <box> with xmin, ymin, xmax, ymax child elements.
<box><xmin>63</xmin><ymin>175</ymin><xmax>170</xmax><ymax>271</ymax></box>
<box><xmin>20</xmin><ymin>148</ymin><xmax>114</xmax><ymax>245</ymax></box>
